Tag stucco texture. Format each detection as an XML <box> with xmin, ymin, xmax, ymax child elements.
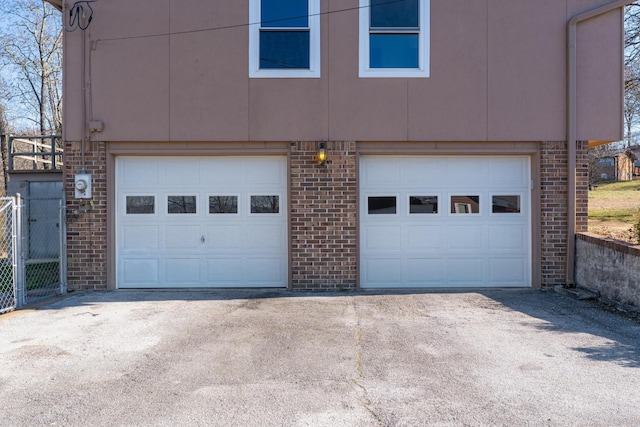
<box><xmin>62</xmin><ymin>0</ymin><xmax>624</xmax><ymax>143</ymax></box>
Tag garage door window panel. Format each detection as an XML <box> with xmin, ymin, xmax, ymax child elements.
<box><xmin>251</xmin><ymin>195</ymin><xmax>280</xmax><ymax>214</ymax></box>
<box><xmin>409</xmin><ymin>195</ymin><xmax>438</xmax><ymax>214</ymax></box>
<box><xmin>209</xmin><ymin>195</ymin><xmax>239</xmax><ymax>214</ymax></box>
<box><xmin>168</xmin><ymin>195</ymin><xmax>197</xmax><ymax>214</ymax></box>
<box><xmin>126</xmin><ymin>195</ymin><xmax>155</xmax><ymax>215</ymax></box>
<box><xmin>450</xmin><ymin>195</ymin><xmax>480</xmax><ymax>214</ymax></box>
<box><xmin>491</xmin><ymin>195</ymin><xmax>521</xmax><ymax>214</ymax></box>
<box><xmin>368</xmin><ymin>196</ymin><xmax>397</xmax><ymax>215</ymax></box>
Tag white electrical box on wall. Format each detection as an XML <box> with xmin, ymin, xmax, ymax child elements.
<box><xmin>74</xmin><ymin>174</ymin><xmax>92</xmax><ymax>199</ymax></box>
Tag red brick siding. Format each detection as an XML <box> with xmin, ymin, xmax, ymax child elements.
<box><xmin>576</xmin><ymin>140</ymin><xmax>589</xmax><ymax>233</ymax></box>
<box><xmin>64</xmin><ymin>141</ymin><xmax>108</xmax><ymax>290</ymax></box>
<box><xmin>539</xmin><ymin>140</ymin><xmax>588</xmax><ymax>287</ymax></box>
<box><xmin>289</xmin><ymin>141</ymin><xmax>358</xmax><ymax>289</ymax></box>
<box><xmin>540</xmin><ymin>141</ymin><xmax>568</xmax><ymax>286</ymax></box>
<box><xmin>62</xmin><ymin>140</ymin><xmax>585</xmax><ymax>290</ymax></box>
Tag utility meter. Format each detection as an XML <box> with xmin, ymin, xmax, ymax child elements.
<box><xmin>74</xmin><ymin>173</ymin><xmax>92</xmax><ymax>199</ymax></box>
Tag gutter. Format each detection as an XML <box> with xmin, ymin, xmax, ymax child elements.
<box><xmin>566</xmin><ymin>0</ymin><xmax>634</xmax><ymax>287</ymax></box>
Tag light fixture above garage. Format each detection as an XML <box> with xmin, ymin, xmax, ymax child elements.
<box><xmin>317</xmin><ymin>142</ymin><xmax>327</xmax><ymax>165</ymax></box>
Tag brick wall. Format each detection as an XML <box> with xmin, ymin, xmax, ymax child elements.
<box><xmin>540</xmin><ymin>141</ymin><xmax>568</xmax><ymax>286</ymax></box>
<box><xmin>289</xmin><ymin>141</ymin><xmax>358</xmax><ymax>289</ymax></box>
<box><xmin>576</xmin><ymin>140</ymin><xmax>589</xmax><ymax>233</ymax></box>
<box><xmin>62</xmin><ymin>140</ymin><xmax>585</xmax><ymax>290</ymax></box>
<box><xmin>64</xmin><ymin>140</ymin><xmax>108</xmax><ymax>290</ymax></box>
<box><xmin>539</xmin><ymin>140</ymin><xmax>588</xmax><ymax>287</ymax></box>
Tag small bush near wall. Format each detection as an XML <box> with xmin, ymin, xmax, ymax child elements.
<box><xmin>575</xmin><ymin>233</ymin><xmax>640</xmax><ymax>307</ymax></box>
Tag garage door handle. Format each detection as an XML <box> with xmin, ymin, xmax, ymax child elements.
<box><xmin>201</xmin><ymin>236</ymin><xmax>205</xmax><ymax>243</ymax></box>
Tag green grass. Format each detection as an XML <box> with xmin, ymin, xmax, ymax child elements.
<box><xmin>0</xmin><ymin>262</ymin><xmax>60</xmax><ymax>294</ymax></box>
<box><xmin>591</xmin><ymin>180</ymin><xmax>640</xmax><ymax>192</ymax></box>
<box><xmin>25</xmin><ymin>262</ymin><xmax>60</xmax><ymax>289</ymax></box>
<box><xmin>0</xmin><ymin>262</ymin><xmax>12</xmax><ymax>294</ymax></box>
<box><xmin>588</xmin><ymin>180</ymin><xmax>640</xmax><ymax>224</ymax></box>
<box><xmin>589</xmin><ymin>209</ymin><xmax>639</xmax><ymax>223</ymax></box>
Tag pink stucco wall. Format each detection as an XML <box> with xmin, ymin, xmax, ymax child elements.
<box><xmin>62</xmin><ymin>0</ymin><xmax>624</xmax><ymax>143</ymax></box>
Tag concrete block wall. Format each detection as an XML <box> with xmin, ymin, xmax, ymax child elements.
<box><xmin>289</xmin><ymin>141</ymin><xmax>358</xmax><ymax>289</ymax></box>
<box><xmin>576</xmin><ymin>233</ymin><xmax>640</xmax><ymax>307</ymax></box>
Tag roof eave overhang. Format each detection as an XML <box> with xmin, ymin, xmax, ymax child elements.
<box><xmin>44</xmin><ymin>0</ymin><xmax>63</xmax><ymax>11</ymax></box>
<box><xmin>588</xmin><ymin>139</ymin><xmax>617</xmax><ymax>148</ymax></box>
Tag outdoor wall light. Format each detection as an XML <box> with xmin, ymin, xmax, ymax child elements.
<box><xmin>317</xmin><ymin>142</ymin><xmax>327</xmax><ymax>165</ymax></box>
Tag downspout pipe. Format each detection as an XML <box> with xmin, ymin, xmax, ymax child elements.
<box><xmin>566</xmin><ymin>0</ymin><xmax>633</xmax><ymax>287</ymax></box>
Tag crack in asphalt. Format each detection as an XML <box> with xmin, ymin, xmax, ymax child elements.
<box><xmin>351</xmin><ymin>299</ymin><xmax>384</xmax><ymax>426</ymax></box>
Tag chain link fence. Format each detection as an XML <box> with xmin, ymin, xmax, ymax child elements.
<box><xmin>21</xmin><ymin>194</ymin><xmax>66</xmax><ymax>306</ymax></box>
<box><xmin>0</xmin><ymin>194</ymin><xmax>66</xmax><ymax>313</ymax></box>
<box><xmin>0</xmin><ymin>197</ymin><xmax>17</xmax><ymax>314</ymax></box>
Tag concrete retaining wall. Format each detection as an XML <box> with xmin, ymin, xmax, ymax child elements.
<box><xmin>575</xmin><ymin>233</ymin><xmax>640</xmax><ymax>307</ymax></box>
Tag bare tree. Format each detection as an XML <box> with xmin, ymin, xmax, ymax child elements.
<box><xmin>624</xmin><ymin>63</ymin><xmax>640</xmax><ymax>147</ymax></box>
<box><xmin>0</xmin><ymin>97</ymin><xmax>10</xmax><ymax>195</ymax></box>
<box><xmin>0</xmin><ymin>98</ymin><xmax>9</xmax><ymax>136</ymax></box>
<box><xmin>588</xmin><ymin>145</ymin><xmax>617</xmax><ymax>189</ymax></box>
<box><xmin>626</xmin><ymin>3</ymin><xmax>640</xmax><ymax>67</ymax></box>
<box><xmin>624</xmin><ymin>3</ymin><xmax>640</xmax><ymax>146</ymax></box>
<box><xmin>0</xmin><ymin>0</ymin><xmax>62</xmax><ymax>135</ymax></box>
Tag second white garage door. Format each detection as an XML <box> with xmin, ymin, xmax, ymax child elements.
<box><xmin>116</xmin><ymin>156</ymin><xmax>287</xmax><ymax>288</ymax></box>
<box><xmin>360</xmin><ymin>156</ymin><xmax>531</xmax><ymax>288</ymax></box>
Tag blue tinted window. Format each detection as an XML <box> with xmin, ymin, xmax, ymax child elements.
<box><xmin>370</xmin><ymin>34</ymin><xmax>419</xmax><ymax>68</ymax></box>
<box><xmin>260</xmin><ymin>31</ymin><xmax>310</xmax><ymax>69</ymax></box>
<box><xmin>370</xmin><ymin>0</ymin><xmax>419</xmax><ymax>28</ymax></box>
<box><xmin>262</xmin><ymin>0</ymin><xmax>308</xmax><ymax>27</ymax></box>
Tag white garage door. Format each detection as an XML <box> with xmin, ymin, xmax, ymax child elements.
<box><xmin>116</xmin><ymin>156</ymin><xmax>287</xmax><ymax>288</ymax></box>
<box><xmin>360</xmin><ymin>156</ymin><xmax>531</xmax><ymax>288</ymax></box>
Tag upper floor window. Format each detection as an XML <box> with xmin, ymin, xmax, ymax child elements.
<box><xmin>249</xmin><ymin>0</ymin><xmax>320</xmax><ymax>78</ymax></box>
<box><xmin>359</xmin><ymin>0</ymin><xmax>430</xmax><ymax>78</ymax></box>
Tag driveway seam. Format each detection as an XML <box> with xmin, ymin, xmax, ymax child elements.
<box><xmin>350</xmin><ymin>298</ymin><xmax>384</xmax><ymax>426</ymax></box>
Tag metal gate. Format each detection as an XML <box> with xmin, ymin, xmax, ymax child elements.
<box><xmin>0</xmin><ymin>192</ymin><xmax>67</xmax><ymax>312</ymax></box>
<box><xmin>0</xmin><ymin>197</ymin><xmax>17</xmax><ymax>314</ymax></box>
<box><xmin>20</xmin><ymin>185</ymin><xmax>67</xmax><ymax>306</ymax></box>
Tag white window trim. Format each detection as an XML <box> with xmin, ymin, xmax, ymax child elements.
<box><xmin>249</xmin><ymin>0</ymin><xmax>321</xmax><ymax>78</ymax></box>
<box><xmin>358</xmin><ymin>0</ymin><xmax>430</xmax><ymax>78</ymax></box>
<box><xmin>206</xmin><ymin>193</ymin><xmax>240</xmax><ymax>215</ymax></box>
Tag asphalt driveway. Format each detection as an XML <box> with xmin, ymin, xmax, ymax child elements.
<box><xmin>1</xmin><ymin>289</ymin><xmax>639</xmax><ymax>426</ymax></box>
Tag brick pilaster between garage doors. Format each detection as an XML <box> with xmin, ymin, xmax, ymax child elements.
<box><xmin>289</xmin><ymin>141</ymin><xmax>358</xmax><ymax>289</ymax></box>
<box><xmin>539</xmin><ymin>140</ymin><xmax>588</xmax><ymax>287</ymax></box>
